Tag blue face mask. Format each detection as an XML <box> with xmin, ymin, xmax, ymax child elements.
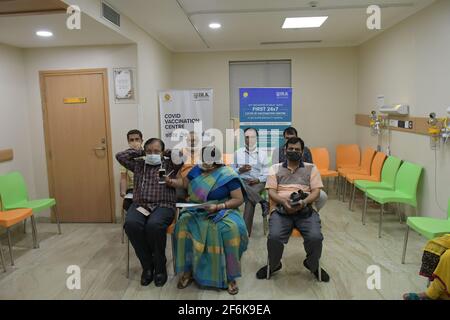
<box><xmin>145</xmin><ymin>154</ymin><xmax>161</xmax><ymax>166</ymax></box>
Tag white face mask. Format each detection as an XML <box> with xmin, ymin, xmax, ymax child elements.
<box><xmin>145</xmin><ymin>154</ymin><xmax>161</xmax><ymax>166</ymax></box>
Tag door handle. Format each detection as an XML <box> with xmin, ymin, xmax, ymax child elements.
<box><xmin>93</xmin><ymin>146</ymin><xmax>106</xmax><ymax>151</ymax></box>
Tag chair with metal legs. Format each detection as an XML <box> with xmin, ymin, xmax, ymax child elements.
<box><xmin>354</xmin><ymin>156</ymin><xmax>402</xmax><ymax>225</ymax></box>
<box><xmin>365</xmin><ymin>161</ymin><xmax>423</xmax><ymax>238</ymax></box>
<box><xmin>0</xmin><ymin>172</ymin><xmax>61</xmax><ymax>235</ymax></box>
<box><xmin>266</xmin><ymin>228</ymin><xmax>323</xmax><ymax>282</ymax></box>
<box><xmin>402</xmin><ymin>199</ymin><xmax>450</xmax><ymax>264</ymax></box>
<box><xmin>0</xmin><ymin>208</ymin><xmax>38</xmax><ymax>266</ymax></box>
<box><xmin>335</xmin><ymin>144</ymin><xmax>361</xmax><ymax>201</ymax></box>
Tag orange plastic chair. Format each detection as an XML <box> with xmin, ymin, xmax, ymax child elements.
<box><xmin>339</xmin><ymin>147</ymin><xmax>376</xmax><ymax>202</ymax></box>
<box><xmin>311</xmin><ymin>147</ymin><xmax>338</xmax><ymax>192</ymax></box>
<box><xmin>0</xmin><ymin>208</ymin><xmax>38</xmax><ymax>267</ymax></box>
<box><xmin>346</xmin><ymin>152</ymin><xmax>387</xmax><ymax>211</ymax></box>
<box><xmin>265</xmin><ymin>227</ymin><xmax>324</xmax><ymax>282</ymax></box>
<box><xmin>336</xmin><ymin>144</ymin><xmax>361</xmax><ymax>170</ymax></box>
<box><xmin>336</xmin><ymin>144</ymin><xmax>360</xmax><ymax>199</ymax></box>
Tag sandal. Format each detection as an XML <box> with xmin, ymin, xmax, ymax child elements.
<box><xmin>227</xmin><ymin>281</ymin><xmax>239</xmax><ymax>295</ymax></box>
<box><xmin>177</xmin><ymin>273</ymin><xmax>193</xmax><ymax>289</ymax></box>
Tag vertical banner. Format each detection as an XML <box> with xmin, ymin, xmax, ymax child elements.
<box><xmin>239</xmin><ymin>88</ymin><xmax>292</xmax><ymax>150</ymax></box>
<box><xmin>159</xmin><ymin>89</ymin><xmax>213</xmax><ymax>148</ymax></box>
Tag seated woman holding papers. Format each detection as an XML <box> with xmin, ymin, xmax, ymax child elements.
<box><xmin>166</xmin><ymin>146</ymin><xmax>248</xmax><ymax>295</ymax></box>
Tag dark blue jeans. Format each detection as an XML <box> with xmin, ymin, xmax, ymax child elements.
<box><xmin>124</xmin><ymin>204</ymin><xmax>175</xmax><ymax>274</ymax></box>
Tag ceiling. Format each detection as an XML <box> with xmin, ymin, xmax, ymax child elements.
<box><xmin>0</xmin><ymin>12</ymin><xmax>132</xmax><ymax>48</ymax></box>
<box><xmin>107</xmin><ymin>0</ymin><xmax>435</xmax><ymax>52</ymax></box>
<box><xmin>0</xmin><ymin>0</ymin><xmax>67</xmax><ymax>16</ymax></box>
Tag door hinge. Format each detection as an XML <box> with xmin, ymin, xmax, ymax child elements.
<box><xmin>49</xmin><ymin>150</ymin><xmax>52</xmax><ymax>159</ymax></box>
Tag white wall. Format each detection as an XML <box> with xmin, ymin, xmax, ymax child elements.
<box><xmin>23</xmin><ymin>44</ymin><xmax>138</xmax><ymax>219</ymax></box>
<box><xmin>0</xmin><ymin>44</ymin><xmax>36</xmax><ymax>198</ymax></box>
<box><xmin>357</xmin><ymin>0</ymin><xmax>450</xmax><ymax>218</ymax></box>
<box><xmin>64</xmin><ymin>0</ymin><xmax>172</xmax><ymax>138</ymax></box>
<box><xmin>171</xmin><ymin>48</ymin><xmax>358</xmax><ymax>165</ymax></box>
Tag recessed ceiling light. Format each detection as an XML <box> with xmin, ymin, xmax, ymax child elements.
<box><xmin>209</xmin><ymin>23</ymin><xmax>221</xmax><ymax>29</ymax></box>
<box><xmin>282</xmin><ymin>16</ymin><xmax>328</xmax><ymax>29</ymax></box>
<box><xmin>36</xmin><ymin>30</ymin><xmax>53</xmax><ymax>37</ymax></box>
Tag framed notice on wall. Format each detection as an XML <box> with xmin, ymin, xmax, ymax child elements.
<box><xmin>113</xmin><ymin>68</ymin><xmax>137</xmax><ymax>103</ymax></box>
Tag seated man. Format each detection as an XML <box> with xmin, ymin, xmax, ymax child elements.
<box><xmin>120</xmin><ymin>129</ymin><xmax>143</xmax><ymax>212</ymax></box>
<box><xmin>272</xmin><ymin>126</ymin><xmax>328</xmax><ymax>212</ymax></box>
<box><xmin>233</xmin><ymin>128</ymin><xmax>270</xmax><ymax>236</ymax></box>
<box><xmin>257</xmin><ymin>137</ymin><xmax>330</xmax><ymax>282</ymax></box>
<box><xmin>116</xmin><ymin>138</ymin><xmax>180</xmax><ymax>287</ymax></box>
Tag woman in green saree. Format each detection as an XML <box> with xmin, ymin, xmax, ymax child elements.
<box><xmin>166</xmin><ymin>147</ymin><xmax>248</xmax><ymax>295</ymax></box>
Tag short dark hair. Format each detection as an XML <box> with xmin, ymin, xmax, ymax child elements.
<box><xmin>127</xmin><ymin>129</ymin><xmax>143</xmax><ymax>141</ymax></box>
<box><xmin>244</xmin><ymin>127</ymin><xmax>259</xmax><ymax>137</ymax></box>
<box><xmin>285</xmin><ymin>137</ymin><xmax>304</xmax><ymax>151</ymax></box>
<box><xmin>144</xmin><ymin>138</ymin><xmax>165</xmax><ymax>151</ymax></box>
<box><xmin>283</xmin><ymin>127</ymin><xmax>298</xmax><ymax>138</ymax></box>
<box><xmin>201</xmin><ymin>146</ymin><xmax>224</xmax><ymax>167</ymax></box>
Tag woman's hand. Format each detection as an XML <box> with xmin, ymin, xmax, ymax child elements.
<box><xmin>206</xmin><ymin>204</ymin><xmax>219</xmax><ymax>213</ymax></box>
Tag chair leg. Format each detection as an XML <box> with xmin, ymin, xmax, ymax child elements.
<box><xmin>6</xmin><ymin>228</ymin><xmax>14</xmax><ymax>266</ymax></box>
<box><xmin>0</xmin><ymin>241</ymin><xmax>6</xmax><ymax>272</ymax></box>
<box><xmin>121</xmin><ymin>209</ymin><xmax>125</xmax><ymax>244</ymax></box>
<box><xmin>402</xmin><ymin>226</ymin><xmax>410</xmax><ymax>264</ymax></box>
<box><xmin>23</xmin><ymin>219</ymin><xmax>26</xmax><ymax>234</ymax></box>
<box><xmin>379</xmin><ymin>204</ymin><xmax>384</xmax><ymax>239</ymax></box>
<box><xmin>337</xmin><ymin>176</ymin><xmax>341</xmax><ymax>199</ymax></box>
<box><xmin>30</xmin><ymin>215</ymin><xmax>39</xmax><ymax>249</ymax></box>
<box><xmin>343</xmin><ymin>180</ymin><xmax>347</xmax><ymax>202</ymax></box>
<box><xmin>53</xmin><ymin>206</ymin><xmax>62</xmax><ymax>235</ymax></box>
<box><xmin>349</xmin><ymin>184</ymin><xmax>356</xmax><ymax>211</ymax></box>
<box><xmin>171</xmin><ymin>233</ymin><xmax>176</xmax><ymax>275</ymax></box>
<box><xmin>362</xmin><ymin>193</ymin><xmax>368</xmax><ymax>225</ymax></box>
<box><xmin>126</xmin><ymin>237</ymin><xmax>130</xmax><ymax>279</ymax></box>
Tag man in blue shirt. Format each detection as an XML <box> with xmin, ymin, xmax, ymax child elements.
<box><xmin>233</xmin><ymin>128</ymin><xmax>270</xmax><ymax>236</ymax></box>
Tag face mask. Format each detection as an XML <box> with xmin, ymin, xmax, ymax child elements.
<box><xmin>286</xmin><ymin>151</ymin><xmax>302</xmax><ymax>162</ymax></box>
<box><xmin>145</xmin><ymin>154</ymin><xmax>161</xmax><ymax>166</ymax></box>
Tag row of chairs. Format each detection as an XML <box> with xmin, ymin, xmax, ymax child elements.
<box><xmin>314</xmin><ymin>144</ymin><xmax>450</xmax><ymax>263</ymax></box>
<box><xmin>0</xmin><ymin>172</ymin><xmax>60</xmax><ymax>272</ymax></box>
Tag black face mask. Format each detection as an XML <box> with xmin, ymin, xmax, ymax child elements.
<box><xmin>286</xmin><ymin>151</ymin><xmax>302</xmax><ymax>162</ymax></box>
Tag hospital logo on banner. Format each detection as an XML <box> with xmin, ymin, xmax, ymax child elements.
<box><xmin>192</xmin><ymin>91</ymin><xmax>211</xmax><ymax>101</ymax></box>
<box><xmin>164</xmin><ymin>94</ymin><xmax>172</xmax><ymax>102</ymax></box>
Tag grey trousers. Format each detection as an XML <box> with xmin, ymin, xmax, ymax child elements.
<box><xmin>267</xmin><ymin>210</ymin><xmax>323</xmax><ymax>273</ymax></box>
<box><xmin>243</xmin><ymin>182</ymin><xmax>266</xmax><ymax>236</ymax></box>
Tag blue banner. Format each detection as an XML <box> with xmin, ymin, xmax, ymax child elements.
<box><xmin>239</xmin><ymin>88</ymin><xmax>292</xmax><ymax>149</ymax></box>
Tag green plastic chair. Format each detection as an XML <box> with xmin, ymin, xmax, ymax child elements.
<box><xmin>0</xmin><ymin>172</ymin><xmax>61</xmax><ymax>235</ymax></box>
<box><xmin>354</xmin><ymin>156</ymin><xmax>402</xmax><ymax>225</ymax></box>
<box><xmin>365</xmin><ymin>162</ymin><xmax>423</xmax><ymax>238</ymax></box>
<box><xmin>402</xmin><ymin>199</ymin><xmax>450</xmax><ymax>264</ymax></box>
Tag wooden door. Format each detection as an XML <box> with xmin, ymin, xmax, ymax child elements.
<box><xmin>40</xmin><ymin>69</ymin><xmax>115</xmax><ymax>223</ymax></box>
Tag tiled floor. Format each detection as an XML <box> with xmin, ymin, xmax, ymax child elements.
<box><xmin>0</xmin><ymin>193</ymin><xmax>427</xmax><ymax>300</ymax></box>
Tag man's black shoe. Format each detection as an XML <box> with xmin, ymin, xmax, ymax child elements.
<box><xmin>154</xmin><ymin>272</ymin><xmax>168</xmax><ymax>287</ymax></box>
<box><xmin>303</xmin><ymin>260</ymin><xmax>330</xmax><ymax>282</ymax></box>
<box><xmin>256</xmin><ymin>263</ymin><xmax>282</xmax><ymax>279</ymax></box>
<box><xmin>261</xmin><ymin>201</ymin><xmax>270</xmax><ymax>217</ymax></box>
<box><xmin>140</xmin><ymin>269</ymin><xmax>154</xmax><ymax>286</ymax></box>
